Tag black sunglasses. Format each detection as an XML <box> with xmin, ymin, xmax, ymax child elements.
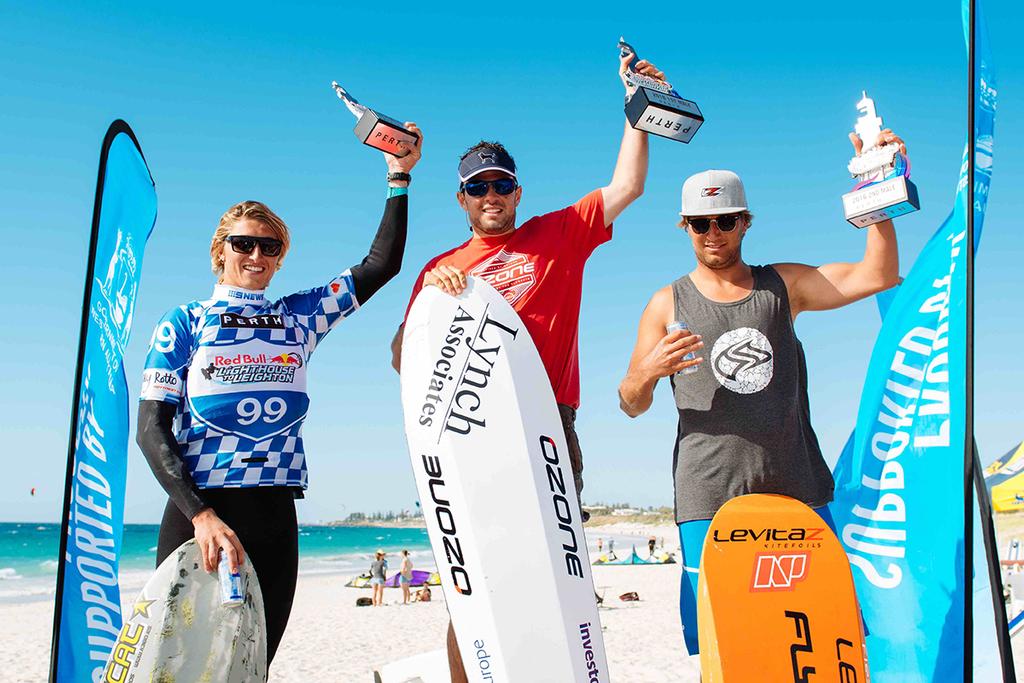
<box><xmin>686</xmin><ymin>214</ymin><xmax>742</xmax><ymax>234</ymax></box>
<box><xmin>225</xmin><ymin>235</ymin><xmax>284</xmax><ymax>257</ymax></box>
<box><xmin>460</xmin><ymin>178</ymin><xmax>518</xmax><ymax>197</ymax></box>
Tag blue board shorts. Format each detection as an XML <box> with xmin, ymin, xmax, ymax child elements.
<box><xmin>370</xmin><ymin>577</ymin><xmax>386</xmax><ymax>586</ymax></box>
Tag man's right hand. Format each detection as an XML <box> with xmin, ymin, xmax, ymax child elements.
<box><xmin>637</xmin><ymin>328</ymin><xmax>704</xmax><ymax>380</ymax></box>
<box><xmin>423</xmin><ymin>265</ymin><xmax>467</xmax><ymax>296</ymax></box>
<box><xmin>191</xmin><ymin>508</ymin><xmax>246</xmax><ymax>573</ymax></box>
<box><xmin>620</xmin><ymin>287</ymin><xmax>699</xmax><ymax>418</ymax></box>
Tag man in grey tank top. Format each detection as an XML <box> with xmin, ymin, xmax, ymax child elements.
<box><xmin>618</xmin><ymin>127</ymin><xmax>907</xmax><ymax>658</ymax></box>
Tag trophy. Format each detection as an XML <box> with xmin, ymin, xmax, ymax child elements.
<box><xmin>841</xmin><ymin>92</ymin><xmax>919</xmax><ymax>227</ymax></box>
<box><xmin>619</xmin><ymin>38</ymin><xmax>703</xmax><ymax>144</ymax></box>
<box><xmin>330</xmin><ymin>81</ymin><xmax>419</xmax><ymax>157</ymax></box>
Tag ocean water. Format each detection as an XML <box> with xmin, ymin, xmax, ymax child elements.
<box><xmin>0</xmin><ymin>522</ymin><xmax>433</xmax><ymax>603</ymax></box>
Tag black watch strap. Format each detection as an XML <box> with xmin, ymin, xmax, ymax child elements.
<box><xmin>387</xmin><ymin>171</ymin><xmax>412</xmax><ymax>183</ymax></box>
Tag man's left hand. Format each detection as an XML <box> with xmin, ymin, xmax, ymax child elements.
<box><xmin>619</xmin><ymin>54</ymin><xmax>666</xmax><ymax>95</ymax></box>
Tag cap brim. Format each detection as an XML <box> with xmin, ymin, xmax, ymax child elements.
<box><xmin>459</xmin><ymin>166</ymin><xmax>517</xmax><ymax>182</ymax></box>
<box><xmin>679</xmin><ymin>206</ymin><xmax>747</xmax><ymax>217</ymax></box>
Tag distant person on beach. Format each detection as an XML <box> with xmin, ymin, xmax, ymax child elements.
<box><xmin>399</xmin><ymin>550</ymin><xmax>413</xmax><ymax>605</ymax></box>
<box><xmin>135</xmin><ymin>127</ymin><xmax>422</xmax><ymax>666</ymax></box>
<box><xmin>371</xmin><ymin>550</ymin><xmax>388</xmax><ymax>607</ymax></box>
<box><xmin>597</xmin><ymin>538</ymin><xmax>603</xmax><ymax>554</ymax></box>
<box><xmin>414</xmin><ymin>585</ymin><xmax>432</xmax><ymax>603</ymax></box>
<box><xmin>389</xmin><ymin>54</ymin><xmax>667</xmax><ymax>683</ymax></box>
<box><xmin>648</xmin><ymin>536</ymin><xmax>657</xmax><ymax>557</ymax></box>
<box><xmin>618</xmin><ymin>129</ymin><xmax>907</xmax><ymax>656</ymax></box>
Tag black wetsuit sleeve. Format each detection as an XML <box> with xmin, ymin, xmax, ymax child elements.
<box><xmin>136</xmin><ymin>400</ymin><xmax>207</xmax><ymax>520</ymax></box>
<box><xmin>350</xmin><ymin>193</ymin><xmax>408</xmax><ymax>304</ymax></box>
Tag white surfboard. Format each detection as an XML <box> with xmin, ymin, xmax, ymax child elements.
<box><xmin>102</xmin><ymin>539</ymin><xmax>267</xmax><ymax>682</ymax></box>
<box><xmin>374</xmin><ymin>648</ymin><xmax>450</xmax><ymax>683</ymax></box>
<box><xmin>401</xmin><ymin>277</ymin><xmax>609</xmax><ymax>682</ymax></box>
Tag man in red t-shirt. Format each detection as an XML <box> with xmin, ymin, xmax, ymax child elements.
<box><xmin>390</xmin><ymin>54</ymin><xmax>666</xmax><ymax>682</ymax></box>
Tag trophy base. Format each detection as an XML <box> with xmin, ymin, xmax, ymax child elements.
<box><xmin>625</xmin><ymin>87</ymin><xmax>704</xmax><ymax>144</ymax></box>
<box><xmin>842</xmin><ymin>176</ymin><xmax>920</xmax><ymax>228</ymax></box>
<box><xmin>354</xmin><ymin>110</ymin><xmax>419</xmax><ymax>157</ymax></box>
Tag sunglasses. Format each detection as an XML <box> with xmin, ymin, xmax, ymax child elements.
<box><xmin>225</xmin><ymin>235</ymin><xmax>283</xmax><ymax>257</ymax></box>
<box><xmin>460</xmin><ymin>178</ymin><xmax>518</xmax><ymax>197</ymax></box>
<box><xmin>686</xmin><ymin>214</ymin><xmax>742</xmax><ymax>234</ymax></box>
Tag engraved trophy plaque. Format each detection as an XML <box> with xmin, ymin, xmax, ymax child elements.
<box><xmin>331</xmin><ymin>81</ymin><xmax>419</xmax><ymax>157</ymax></box>
<box><xmin>842</xmin><ymin>92</ymin><xmax>919</xmax><ymax>227</ymax></box>
<box><xmin>619</xmin><ymin>38</ymin><xmax>703</xmax><ymax>144</ymax></box>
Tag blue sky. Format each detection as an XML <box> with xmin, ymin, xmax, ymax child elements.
<box><xmin>1</xmin><ymin>1</ymin><xmax>1021</xmax><ymax>523</ymax></box>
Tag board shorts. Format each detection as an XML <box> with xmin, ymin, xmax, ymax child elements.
<box><xmin>399</xmin><ymin>574</ymin><xmax>412</xmax><ymax>584</ymax></box>
<box><xmin>370</xmin><ymin>577</ymin><xmax>386</xmax><ymax>586</ymax></box>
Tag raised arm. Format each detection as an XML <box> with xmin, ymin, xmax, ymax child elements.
<box><xmin>350</xmin><ymin>123</ymin><xmax>423</xmax><ymax>304</ymax></box>
<box><xmin>618</xmin><ymin>286</ymin><xmax>703</xmax><ymax>417</ymax></box>
<box><xmin>775</xmin><ymin>129</ymin><xmax>905</xmax><ymax>318</ymax></box>
<box><xmin>600</xmin><ymin>54</ymin><xmax>663</xmax><ymax>226</ymax></box>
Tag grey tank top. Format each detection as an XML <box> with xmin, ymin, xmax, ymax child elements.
<box><xmin>669</xmin><ymin>265</ymin><xmax>833</xmax><ymax>523</ymax></box>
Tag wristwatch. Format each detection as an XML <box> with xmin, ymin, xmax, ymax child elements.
<box><xmin>387</xmin><ymin>171</ymin><xmax>412</xmax><ymax>184</ymax></box>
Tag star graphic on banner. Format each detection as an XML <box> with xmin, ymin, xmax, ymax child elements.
<box><xmin>131</xmin><ymin>598</ymin><xmax>156</xmax><ymax>619</ymax></box>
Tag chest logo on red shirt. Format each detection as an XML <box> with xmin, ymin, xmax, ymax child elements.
<box><xmin>469</xmin><ymin>248</ymin><xmax>537</xmax><ymax>306</ymax></box>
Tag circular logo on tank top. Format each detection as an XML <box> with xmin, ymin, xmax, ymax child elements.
<box><xmin>710</xmin><ymin>327</ymin><xmax>774</xmax><ymax>394</ymax></box>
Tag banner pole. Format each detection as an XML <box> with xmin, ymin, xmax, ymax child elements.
<box><xmin>973</xmin><ymin>443</ymin><xmax>1017</xmax><ymax>681</ymax></box>
<box><xmin>963</xmin><ymin>0</ymin><xmax>976</xmax><ymax>678</ymax></box>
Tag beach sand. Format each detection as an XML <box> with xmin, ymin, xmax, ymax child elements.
<box><xmin>269</xmin><ymin>561</ymin><xmax>694</xmax><ymax>682</ymax></box>
<box><xmin>5</xmin><ymin>521</ymin><xmax>1021</xmax><ymax>682</ymax></box>
<box><xmin>3</xmin><ymin>523</ymin><xmax>691</xmax><ymax>683</ymax></box>
<box><xmin>1</xmin><ymin>545</ymin><xmax>692</xmax><ymax>682</ymax></box>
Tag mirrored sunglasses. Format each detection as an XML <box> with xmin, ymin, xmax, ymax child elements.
<box><xmin>225</xmin><ymin>235</ymin><xmax>283</xmax><ymax>257</ymax></box>
<box><xmin>460</xmin><ymin>178</ymin><xmax>518</xmax><ymax>197</ymax></box>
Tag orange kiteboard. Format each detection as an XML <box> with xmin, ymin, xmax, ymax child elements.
<box><xmin>697</xmin><ymin>494</ymin><xmax>869</xmax><ymax>682</ymax></box>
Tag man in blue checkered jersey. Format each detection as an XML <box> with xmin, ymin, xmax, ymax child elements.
<box><xmin>142</xmin><ymin>271</ymin><xmax>347</xmax><ymax>489</ymax></box>
<box><xmin>136</xmin><ymin>122</ymin><xmax>421</xmax><ymax>667</ymax></box>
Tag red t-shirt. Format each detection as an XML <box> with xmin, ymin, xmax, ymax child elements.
<box><xmin>404</xmin><ymin>190</ymin><xmax>611</xmax><ymax>408</ymax></box>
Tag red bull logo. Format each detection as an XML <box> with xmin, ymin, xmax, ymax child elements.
<box><xmin>206</xmin><ymin>350</ymin><xmax>304</xmax><ymax>384</ymax></box>
<box><xmin>270</xmin><ymin>353</ymin><xmax>303</xmax><ymax>367</ymax></box>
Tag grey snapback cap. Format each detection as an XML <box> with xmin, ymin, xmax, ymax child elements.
<box><xmin>680</xmin><ymin>169</ymin><xmax>748</xmax><ymax>217</ymax></box>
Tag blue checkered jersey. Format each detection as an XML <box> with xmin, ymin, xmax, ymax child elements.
<box><xmin>140</xmin><ymin>273</ymin><xmax>359</xmax><ymax>489</ymax></box>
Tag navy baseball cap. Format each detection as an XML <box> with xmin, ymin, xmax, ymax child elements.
<box><xmin>458</xmin><ymin>148</ymin><xmax>517</xmax><ymax>182</ymax></box>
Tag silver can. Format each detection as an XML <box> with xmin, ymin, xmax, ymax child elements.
<box><xmin>666</xmin><ymin>321</ymin><xmax>700</xmax><ymax>375</ymax></box>
<box><xmin>218</xmin><ymin>553</ymin><xmax>245</xmax><ymax>607</ymax></box>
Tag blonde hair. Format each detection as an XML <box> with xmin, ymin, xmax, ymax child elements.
<box><xmin>210</xmin><ymin>201</ymin><xmax>291</xmax><ymax>276</ymax></box>
<box><xmin>678</xmin><ymin>210</ymin><xmax>754</xmax><ymax>229</ymax></box>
